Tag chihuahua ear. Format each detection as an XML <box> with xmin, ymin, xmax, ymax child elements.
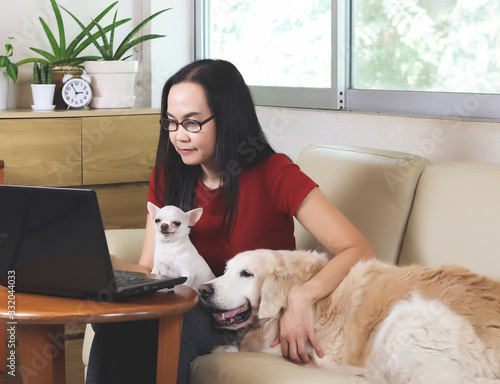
<box><xmin>186</xmin><ymin>208</ymin><xmax>203</xmax><ymax>227</ymax></box>
<box><xmin>147</xmin><ymin>202</ymin><xmax>159</xmax><ymax>219</ymax></box>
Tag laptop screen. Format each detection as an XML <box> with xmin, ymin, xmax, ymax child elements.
<box><xmin>0</xmin><ymin>186</ymin><xmax>115</xmax><ymax>296</ymax></box>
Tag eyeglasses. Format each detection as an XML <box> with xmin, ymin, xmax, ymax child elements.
<box><xmin>159</xmin><ymin>115</ymin><xmax>215</xmax><ymax>133</ymax></box>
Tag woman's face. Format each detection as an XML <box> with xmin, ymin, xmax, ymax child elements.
<box><xmin>167</xmin><ymin>81</ymin><xmax>217</xmax><ymax>172</ymax></box>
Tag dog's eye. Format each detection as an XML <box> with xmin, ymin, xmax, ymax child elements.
<box><xmin>155</xmin><ymin>219</ymin><xmax>161</xmax><ymax>223</ymax></box>
<box><xmin>240</xmin><ymin>270</ymin><xmax>254</xmax><ymax>278</ymax></box>
<box><xmin>172</xmin><ymin>221</ymin><xmax>181</xmax><ymax>227</ymax></box>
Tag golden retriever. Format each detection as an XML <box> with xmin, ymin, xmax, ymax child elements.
<box><xmin>199</xmin><ymin>249</ymin><xmax>500</xmax><ymax>384</ymax></box>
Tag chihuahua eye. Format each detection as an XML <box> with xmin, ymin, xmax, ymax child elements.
<box><xmin>155</xmin><ymin>219</ymin><xmax>161</xmax><ymax>223</ymax></box>
<box><xmin>172</xmin><ymin>221</ymin><xmax>181</xmax><ymax>227</ymax></box>
<box><xmin>240</xmin><ymin>270</ymin><xmax>254</xmax><ymax>278</ymax></box>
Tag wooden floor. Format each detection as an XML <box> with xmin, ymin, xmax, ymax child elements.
<box><xmin>5</xmin><ymin>334</ymin><xmax>85</xmax><ymax>384</ymax></box>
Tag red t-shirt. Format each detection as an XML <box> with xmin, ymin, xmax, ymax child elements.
<box><xmin>148</xmin><ymin>154</ymin><xmax>317</xmax><ymax>276</ymax></box>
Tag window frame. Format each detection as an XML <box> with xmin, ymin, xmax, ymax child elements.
<box><xmin>346</xmin><ymin>89</ymin><xmax>500</xmax><ymax>120</ymax></box>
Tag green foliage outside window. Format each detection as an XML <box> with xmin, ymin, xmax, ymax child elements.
<box><xmin>353</xmin><ymin>0</ymin><xmax>500</xmax><ymax>94</ymax></box>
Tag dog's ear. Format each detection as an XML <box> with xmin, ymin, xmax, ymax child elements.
<box><xmin>147</xmin><ymin>202</ymin><xmax>159</xmax><ymax>219</ymax></box>
<box><xmin>258</xmin><ymin>270</ymin><xmax>296</xmax><ymax>319</ymax></box>
<box><xmin>186</xmin><ymin>208</ymin><xmax>203</xmax><ymax>227</ymax></box>
<box><xmin>258</xmin><ymin>251</ymin><xmax>327</xmax><ymax>320</ymax></box>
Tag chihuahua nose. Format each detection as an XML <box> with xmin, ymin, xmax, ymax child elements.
<box><xmin>199</xmin><ymin>284</ymin><xmax>214</xmax><ymax>300</ymax></box>
<box><xmin>160</xmin><ymin>223</ymin><xmax>169</xmax><ymax>233</ymax></box>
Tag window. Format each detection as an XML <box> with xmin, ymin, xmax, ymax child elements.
<box><xmin>352</xmin><ymin>0</ymin><xmax>500</xmax><ymax>93</ymax></box>
<box><xmin>206</xmin><ymin>1</ymin><xmax>331</xmax><ymax>88</ymax></box>
<box><xmin>349</xmin><ymin>0</ymin><xmax>500</xmax><ymax>118</ymax></box>
<box><xmin>195</xmin><ymin>0</ymin><xmax>344</xmax><ymax>109</ymax></box>
<box><xmin>196</xmin><ymin>0</ymin><xmax>500</xmax><ymax>119</ymax></box>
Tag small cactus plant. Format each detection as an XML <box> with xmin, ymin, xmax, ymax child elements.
<box><xmin>33</xmin><ymin>63</ymin><xmax>53</xmax><ymax>84</ymax></box>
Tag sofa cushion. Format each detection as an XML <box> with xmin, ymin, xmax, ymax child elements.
<box><xmin>190</xmin><ymin>352</ymin><xmax>376</xmax><ymax>384</ymax></box>
<box><xmin>294</xmin><ymin>145</ymin><xmax>428</xmax><ymax>264</ymax></box>
<box><xmin>399</xmin><ymin>162</ymin><xmax>500</xmax><ymax>280</ymax></box>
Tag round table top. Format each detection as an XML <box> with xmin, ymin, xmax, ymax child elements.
<box><xmin>0</xmin><ymin>285</ymin><xmax>198</xmax><ymax>324</ymax></box>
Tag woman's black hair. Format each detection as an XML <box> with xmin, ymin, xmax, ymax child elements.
<box><xmin>154</xmin><ymin>59</ymin><xmax>276</xmax><ymax>240</ymax></box>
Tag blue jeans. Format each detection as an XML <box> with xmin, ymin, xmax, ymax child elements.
<box><xmin>86</xmin><ymin>301</ymin><xmax>235</xmax><ymax>384</ymax></box>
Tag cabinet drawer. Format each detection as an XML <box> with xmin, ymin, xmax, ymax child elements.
<box><xmin>0</xmin><ymin>118</ymin><xmax>82</xmax><ymax>186</ymax></box>
<box><xmin>91</xmin><ymin>182</ymin><xmax>150</xmax><ymax>229</ymax></box>
<box><xmin>82</xmin><ymin>114</ymin><xmax>160</xmax><ymax>185</ymax></box>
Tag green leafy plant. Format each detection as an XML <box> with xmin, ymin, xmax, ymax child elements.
<box><xmin>62</xmin><ymin>6</ymin><xmax>171</xmax><ymax>61</ymax></box>
<box><xmin>33</xmin><ymin>63</ymin><xmax>53</xmax><ymax>84</ymax></box>
<box><xmin>16</xmin><ymin>0</ymin><xmax>129</xmax><ymax>67</ymax></box>
<box><xmin>0</xmin><ymin>37</ymin><xmax>18</xmax><ymax>84</ymax></box>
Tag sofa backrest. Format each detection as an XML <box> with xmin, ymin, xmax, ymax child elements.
<box><xmin>294</xmin><ymin>145</ymin><xmax>428</xmax><ymax>264</ymax></box>
<box><xmin>398</xmin><ymin>162</ymin><xmax>500</xmax><ymax>280</ymax></box>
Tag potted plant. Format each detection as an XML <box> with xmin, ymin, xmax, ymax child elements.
<box><xmin>16</xmin><ymin>0</ymin><xmax>129</xmax><ymax>109</ymax></box>
<box><xmin>62</xmin><ymin>6</ymin><xmax>171</xmax><ymax>109</ymax></box>
<box><xmin>31</xmin><ymin>63</ymin><xmax>56</xmax><ymax>111</ymax></box>
<box><xmin>0</xmin><ymin>37</ymin><xmax>18</xmax><ymax>110</ymax></box>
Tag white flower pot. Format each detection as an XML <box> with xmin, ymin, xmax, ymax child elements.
<box><xmin>84</xmin><ymin>60</ymin><xmax>139</xmax><ymax>109</ymax></box>
<box><xmin>0</xmin><ymin>71</ymin><xmax>9</xmax><ymax>110</ymax></box>
<box><xmin>31</xmin><ymin>84</ymin><xmax>56</xmax><ymax>111</ymax></box>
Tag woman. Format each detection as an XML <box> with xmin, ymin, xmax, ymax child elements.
<box><xmin>87</xmin><ymin>59</ymin><xmax>375</xmax><ymax>384</ymax></box>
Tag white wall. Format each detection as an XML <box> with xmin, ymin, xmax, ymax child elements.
<box><xmin>2</xmin><ymin>2</ymin><xmax>499</xmax><ymax>163</ymax></box>
<box><xmin>258</xmin><ymin>107</ymin><xmax>500</xmax><ymax>163</ymax></box>
<box><xmin>149</xmin><ymin>0</ymin><xmax>194</xmax><ymax>108</ymax></box>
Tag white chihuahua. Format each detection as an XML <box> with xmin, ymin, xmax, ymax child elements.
<box><xmin>147</xmin><ymin>202</ymin><xmax>215</xmax><ymax>290</ymax></box>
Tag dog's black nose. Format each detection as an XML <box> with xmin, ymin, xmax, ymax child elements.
<box><xmin>160</xmin><ymin>223</ymin><xmax>169</xmax><ymax>233</ymax></box>
<box><xmin>199</xmin><ymin>284</ymin><xmax>214</xmax><ymax>300</ymax></box>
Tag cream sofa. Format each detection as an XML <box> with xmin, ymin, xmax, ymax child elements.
<box><xmin>82</xmin><ymin>144</ymin><xmax>500</xmax><ymax>383</ymax></box>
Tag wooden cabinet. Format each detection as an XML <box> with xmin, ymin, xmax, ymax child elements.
<box><xmin>0</xmin><ymin>108</ymin><xmax>161</xmax><ymax>229</ymax></box>
<box><xmin>82</xmin><ymin>115</ymin><xmax>159</xmax><ymax>185</ymax></box>
<box><xmin>0</xmin><ymin>118</ymin><xmax>82</xmax><ymax>186</ymax></box>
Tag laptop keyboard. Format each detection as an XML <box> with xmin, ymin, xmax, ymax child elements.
<box><xmin>115</xmin><ymin>275</ymin><xmax>152</xmax><ymax>287</ymax></box>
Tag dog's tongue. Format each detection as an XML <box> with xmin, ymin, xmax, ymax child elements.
<box><xmin>213</xmin><ymin>308</ymin><xmax>241</xmax><ymax>322</ymax></box>
<box><xmin>212</xmin><ymin>304</ymin><xmax>251</xmax><ymax>324</ymax></box>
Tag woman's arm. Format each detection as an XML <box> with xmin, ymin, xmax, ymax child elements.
<box><xmin>274</xmin><ymin>187</ymin><xmax>376</xmax><ymax>363</ymax></box>
<box><xmin>109</xmin><ymin>215</ymin><xmax>156</xmax><ymax>274</ymax></box>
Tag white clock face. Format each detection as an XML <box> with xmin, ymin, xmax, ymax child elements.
<box><xmin>62</xmin><ymin>79</ymin><xmax>92</xmax><ymax>108</ymax></box>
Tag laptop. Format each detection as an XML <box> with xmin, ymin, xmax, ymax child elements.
<box><xmin>0</xmin><ymin>185</ymin><xmax>187</xmax><ymax>301</ymax></box>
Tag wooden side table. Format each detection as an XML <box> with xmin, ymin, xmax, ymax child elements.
<box><xmin>0</xmin><ymin>285</ymin><xmax>198</xmax><ymax>384</ymax></box>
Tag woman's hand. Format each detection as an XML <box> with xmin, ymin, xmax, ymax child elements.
<box><xmin>271</xmin><ymin>187</ymin><xmax>375</xmax><ymax>363</ymax></box>
<box><xmin>271</xmin><ymin>285</ymin><xmax>324</xmax><ymax>364</ymax></box>
<box><xmin>110</xmin><ymin>254</ymin><xmax>152</xmax><ymax>274</ymax></box>
<box><xmin>110</xmin><ymin>254</ymin><xmax>121</xmax><ymax>270</ymax></box>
